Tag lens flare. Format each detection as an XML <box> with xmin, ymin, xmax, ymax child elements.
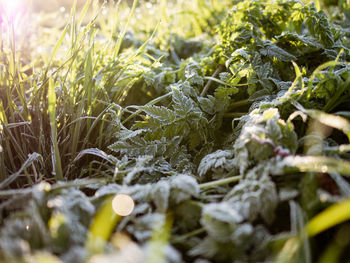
<box><xmin>0</xmin><ymin>0</ymin><xmax>27</xmax><ymax>33</ymax></box>
<box><xmin>1</xmin><ymin>0</ymin><xmax>24</xmax><ymax>16</ymax></box>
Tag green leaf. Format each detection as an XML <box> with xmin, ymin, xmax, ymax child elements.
<box><xmin>48</xmin><ymin>79</ymin><xmax>63</xmax><ymax>181</ymax></box>
<box><xmin>151</xmin><ymin>180</ymin><xmax>170</xmax><ymax>213</ymax></box>
<box><xmin>289</xmin><ymin>201</ymin><xmax>311</xmax><ymax>263</ymax></box>
<box><xmin>259</xmin><ymin>41</ymin><xmax>297</xmax><ymax>62</ymax></box>
<box><xmin>198</xmin><ymin>150</ymin><xmax>234</xmax><ymax>177</ymax></box>
<box><xmin>170</xmin><ymin>174</ymin><xmax>199</xmax><ymax>204</ymax></box>
<box><xmin>140</xmin><ymin>105</ymin><xmax>177</xmax><ymax>124</ymax></box>
<box><xmin>201</xmin><ymin>202</ymin><xmax>243</xmax><ymax>242</ymax></box>
<box><xmin>0</xmin><ymin>153</ymin><xmax>43</xmax><ymax>189</ymax></box>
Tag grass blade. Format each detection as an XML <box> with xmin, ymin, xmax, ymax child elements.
<box><xmin>48</xmin><ymin>78</ymin><xmax>63</xmax><ymax>180</ymax></box>
<box><xmin>305</xmin><ymin>110</ymin><xmax>350</xmax><ymax>141</ymax></box>
<box><xmin>84</xmin><ymin>46</ymin><xmax>94</xmax><ymax>131</ymax></box>
<box><xmin>329</xmin><ymin>173</ymin><xmax>350</xmax><ymax>197</ymax></box>
<box><xmin>306</xmin><ymin>198</ymin><xmax>350</xmax><ymax>237</ymax></box>
<box><xmin>0</xmin><ymin>152</ymin><xmax>42</xmax><ymax>189</ymax></box>
<box><xmin>284</xmin><ymin>155</ymin><xmax>350</xmax><ymax>177</ymax></box>
<box><xmin>289</xmin><ymin>201</ymin><xmax>311</xmax><ymax>263</ymax></box>
<box><xmin>113</xmin><ymin>0</ymin><xmax>139</xmax><ymax>59</ymax></box>
<box><xmin>77</xmin><ymin>0</ymin><xmax>92</xmax><ymax>28</ymax></box>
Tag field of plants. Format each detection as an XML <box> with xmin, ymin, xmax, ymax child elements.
<box><xmin>1</xmin><ymin>0</ymin><xmax>350</xmax><ymax>262</ymax></box>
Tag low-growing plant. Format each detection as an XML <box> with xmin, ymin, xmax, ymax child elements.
<box><xmin>1</xmin><ymin>0</ymin><xmax>350</xmax><ymax>262</ymax></box>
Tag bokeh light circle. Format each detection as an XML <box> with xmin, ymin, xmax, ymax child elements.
<box><xmin>112</xmin><ymin>194</ymin><xmax>134</xmax><ymax>217</ymax></box>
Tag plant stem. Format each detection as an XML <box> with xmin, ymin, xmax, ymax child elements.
<box><xmin>200</xmin><ymin>64</ymin><xmax>224</xmax><ymax>97</ymax></box>
<box><xmin>171</xmin><ymin>228</ymin><xmax>206</xmax><ymax>243</ymax></box>
<box><xmin>199</xmin><ymin>175</ymin><xmax>242</xmax><ymax>190</ymax></box>
<box><xmin>122</xmin><ymin>92</ymin><xmax>172</xmax><ymax>124</ymax></box>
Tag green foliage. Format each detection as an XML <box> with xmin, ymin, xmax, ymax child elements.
<box><xmin>1</xmin><ymin>0</ymin><xmax>350</xmax><ymax>262</ymax></box>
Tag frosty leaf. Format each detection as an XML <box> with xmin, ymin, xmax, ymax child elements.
<box><xmin>169</xmin><ymin>174</ymin><xmax>199</xmax><ymax>204</ymax></box>
<box><xmin>198</xmin><ymin>150</ymin><xmax>234</xmax><ymax>177</ymax></box>
<box><xmin>279</xmin><ymin>188</ymin><xmax>299</xmax><ymax>202</ymax></box>
<box><xmin>109</xmin><ymin>137</ymin><xmax>167</xmax><ymax>157</ymax></box>
<box><xmin>198</xmin><ymin>96</ymin><xmax>216</xmax><ymax>115</ymax></box>
<box><xmin>162</xmin><ymin>245</ymin><xmax>183</xmax><ymax>263</ymax></box>
<box><xmin>140</xmin><ymin>105</ymin><xmax>177</xmax><ymax>124</ymax></box>
<box><xmin>275</xmin><ymin>33</ymin><xmax>323</xmax><ymax>49</ymax></box>
<box><xmin>74</xmin><ymin>148</ymin><xmax>117</xmax><ymax>164</ymax></box>
<box><xmin>182</xmin><ymin>60</ymin><xmax>204</xmax><ymax>86</ymax></box>
<box><xmin>94</xmin><ymin>184</ymin><xmax>123</xmax><ymax>198</ymax></box>
<box><xmin>123</xmin><ymin>184</ymin><xmax>153</xmax><ymax>202</ymax></box>
<box><xmin>233</xmin><ymin>109</ymin><xmax>297</xmax><ymax>173</ymax></box>
<box><xmin>171</xmin><ymin>87</ymin><xmax>201</xmax><ymax>116</ymax></box>
<box><xmin>266</xmin><ymin>118</ymin><xmax>282</xmax><ymax>142</ymax></box>
<box><xmin>225</xmin><ymin>174</ymin><xmax>278</xmax><ymax>224</ymax></box>
<box><xmin>0</xmin><ymin>153</ymin><xmax>43</xmax><ymax>189</ymax></box>
<box><xmin>94</xmin><ymin>183</ymin><xmax>152</xmax><ymax>203</ymax></box>
<box><xmin>231</xmin><ymin>223</ymin><xmax>254</xmax><ymax>248</ymax></box>
<box><xmin>189</xmin><ymin>237</ymin><xmax>221</xmax><ymax>258</ymax></box>
<box><xmin>306</xmin><ymin>9</ymin><xmax>334</xmax><ymax>47</ymax></box>
<box><xmin>225</xmin><ymin>48</ymin><xmax>250</xmax><ymax>67</ymax></box>
<box><xmin>124</xmin><ymin>155</ymin><xmax>153</xmax><ymax>184</ymax></box>
<box><xmin>259</xmin><ymin>41</ymin><xmax>297</xmax><ymax>62</ymax></box>
<box><xmin>127</xmin><ymin>213</ymin><xmax>165</xmax><ymax>242</ymax></box>
<box><xmin>151</xmin><ymin>180</ymin><xmax>170</xmax><ymax>212</ymax></box>
<box><xmin>201</xmin><ymin>202</ymin><xmax>243</xmax><ymax>242</ymax></box>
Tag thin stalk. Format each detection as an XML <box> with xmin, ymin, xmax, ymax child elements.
<box><xmin>3</xmin><ymin>126</ymin><xmax>26</xmax><ymax>163</ymax></box>
<box><xmin>122</xmin><ymin>92</ymin><xmax>172</xmax><ymax>124</ymax></box>
<box><xmin>81</xmin><ymin>110</ymin><xmax>115</xmax><ymax>151</ymax></box>
<box><xmin>0</xmin><ymin>142</ymin><xmax>5</xmax><ymax>181</ymax></box>
<box><xmin>70</xmin><ymin>103</ymin><xmax>85</xmax><ymax>161</ymax></box>
<box><xmin>171</xmin><ymin>228</ymin><xmax>206</xmax><ymax>244</ymax></box>
<box><xmin>113</xmin><ymin>0</ymin><xmax>138</xmax><ymax>59</ymax></box>
<box><xmin>84</xmin><ymin>45</ymin><xmax>94</xmax><ymax>132</ymax></box>
<box><xmin>0</xmin><ymin>102</ymin><xmax>10</xmax><ymax>178</ymax></box>
<box><xmin>10</xmin><ymin>15</ymin><xmax>16</xmax><ymax>82</ymax></box>
<box><xmin>200</xmin><ymin>64</ymin><xmax>224</xmax><ymax>97</ymax></box>
<box><xmin>199</xmin><ymin>175</ymin><xmax>242</xmax><ymax>190</ymax></box>
<box><xmin>48</xmin><ymin>78</ymin><xmax>63</xmax><ymax>181</ymax></box>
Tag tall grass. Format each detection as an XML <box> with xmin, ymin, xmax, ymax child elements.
<box><xmin>0</xmin><ymin>0</ymin><xmax>229</xmax><ymax>187</ymax></box>
<box><xmin>0</xmin><ymin>0</ymin><xmax>132</xmax><ymax>184</ymax></box>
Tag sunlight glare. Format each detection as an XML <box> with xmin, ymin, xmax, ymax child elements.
<box><xmin>1</xmin><ymin>0</ymin><xmax>25</xmax><ymax>17</ymax></box>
